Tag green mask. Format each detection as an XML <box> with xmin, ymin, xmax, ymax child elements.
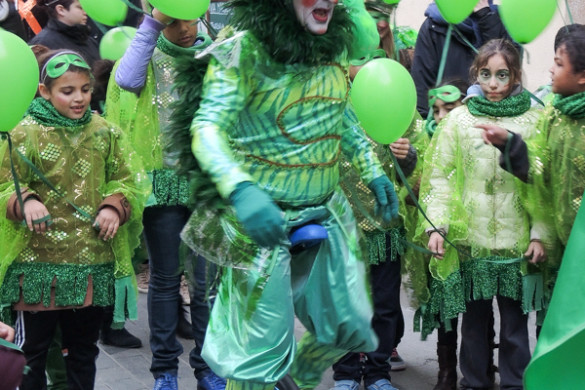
<box><xmin>428</xmin><ymin>85</ymin><xmax>462</xmax><ymax>108</ymax></box>
<box><xmin>41</xmin><ymin>52</ymin><xmax>91</xmax><ymax>83</ymax></box>
<box><xmin>350</xmin><ymin>48</ymin><xmax>387</xmax><ymax>66</ymax></box>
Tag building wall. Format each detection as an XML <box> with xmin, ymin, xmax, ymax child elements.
<box><xmin>395</xmin><ymin>0</ymin><xmax>585</xmax><ymax>91</ymax></box>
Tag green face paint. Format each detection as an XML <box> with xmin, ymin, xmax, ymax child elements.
<box><xmin>428</xmin><ymin>85</ymin><xmax>462</xmax><ymax>108</ymax></box>
<box><xmin>41</xmin><ymin>52</ymin><xmax>91</xmax><ymax>83</ymax></box>
<box><xmin>478</xmin><ymin>69</ymin><xmax>510</xmax><ymax>85</ymax></box>
<box><xmin>367</xmin><ymin>10</ymin><xmax>388</xmax><ymax>23</ymax></box>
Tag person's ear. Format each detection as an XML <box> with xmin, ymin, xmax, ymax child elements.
<box><xmin>38</xmin><ymin>83</ymin><xmax>51</xmax><ymax>100</ymax></box>
<box><xmin>55</xmin><ymin>4</ymin><xmax>66</xmax><ymax>18</ymax></box>
<box><xmin>577</xmin><ymin>70</ymin><xmax>585</xmax><ymax>86</ymax></box>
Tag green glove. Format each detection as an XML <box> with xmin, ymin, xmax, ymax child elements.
<box><xmin>230</xmin><ymin>182</ymin><xmax>285</xmax><ymax>248</ymax></box>
<box><xmin>368</xmin><ymin>175</ymin><xmax>399</xmax><ymax>222</ymax></box>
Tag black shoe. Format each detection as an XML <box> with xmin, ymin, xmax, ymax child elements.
<box><xmin>176</xmin><ymin>306</ymin><xmax>194</xmax><ymax>340</ymax></box>
<box><xmin>100</xmin><ymin>327</ymin><xmax>142</xmax><ymax>348</ymax></box>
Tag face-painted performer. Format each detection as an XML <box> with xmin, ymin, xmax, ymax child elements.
<box><xmin>170</xmin><ymin>1</ymin><xmax>399</xmax><ymax>389</ymax></box>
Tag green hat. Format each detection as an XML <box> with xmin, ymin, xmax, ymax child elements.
<box><xmin>364</xmin><ymin>0</ymin><xmax>398</xmax><ymax>16</ymax></box>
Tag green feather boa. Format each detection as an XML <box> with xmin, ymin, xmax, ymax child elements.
<box><xmin>226</xmin><ymin>0</ymin><xmax>354</xmax><ymax>65</ymax></box>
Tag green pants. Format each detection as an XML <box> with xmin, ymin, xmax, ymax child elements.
<box><xmin>201</xmin><ymin>191</ymin><xmax>377</xmax><ymax>388</ymax></box>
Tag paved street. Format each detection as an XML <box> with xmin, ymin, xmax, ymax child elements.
<box><xmin>95</xmin><ymin>287</ymin><xmax>538</xmax><ymax>390</ymax></box>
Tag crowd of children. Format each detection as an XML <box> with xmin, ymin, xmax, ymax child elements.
<box><xmin>1</xmin><ymin>1</ymin><xmax>585</xmax><ymax>390</ymax></box>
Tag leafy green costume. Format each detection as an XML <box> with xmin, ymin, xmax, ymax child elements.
<box><xmin>0</xmin><ymin>98</ymin><xmax>149</xmax><ymax>325</ymax></box>
<box><xmin>415</xmin><ymin>92</ymin><xmax>552</xmax><ymax>338</ymax></box>
<box><xmin>170</xmin><ymin>1</ymin><xmax>391</xmax><ymax>389</ymax></box>
<box><xmin>521</xmin><ymin>91</ymin><xmax>585</xmax><ymax>389</ymax></box>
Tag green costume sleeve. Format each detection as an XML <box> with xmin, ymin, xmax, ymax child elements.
<box><xmin>191</xmin><ymin>56</ymin><xmax>254</xmax><ymax>199</ymax></box>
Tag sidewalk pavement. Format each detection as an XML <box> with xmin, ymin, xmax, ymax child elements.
<box><xmin>95</xmin><ymin>286</ymin><xmax>538</xmax><ymax>390</ymax></box>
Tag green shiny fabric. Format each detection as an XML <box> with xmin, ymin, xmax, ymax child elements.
<box><xmin>200</xmin><ymin>191</ymin><xmax>377</xmax><ymax>384</ymax></box>
<box><xmin>524</xmin><ymin>189</ymin><xmax>585</xmax><ymax>389</ymax></box>
<box><xmin>415</xmin><ymin>104</ymin><xmax>551</xmax><ymax>336</ymax></box>
<box><xmin>0</xmin><ymin>114</ymin><xmax>149</xmax><ymax>324</ymax></box>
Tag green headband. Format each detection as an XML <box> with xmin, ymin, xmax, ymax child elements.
<box><xmin>428</xmin><ymin>85</ymin><xmax>463</xmax><ymax>107</ymax></box>
<box><xmin>41</xmin><ymin>52</ymin><xmax>90</xmax><ymax>83</ymax></box>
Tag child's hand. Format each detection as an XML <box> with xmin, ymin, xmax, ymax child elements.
<box><xmin>389</xmin><ymin>138</ymin><xmax>410</xmax><ymax>160</ymax></box>
<box><xmin>525</xmin><ymin>240</ymin><xmax>546</xmax><ymax>264</ymax></box>
<box><xmin>0</xmin><ymin>320</ymin><xmax>15</xmax><ymax>342</ymax></box>
<box><xmin>477</xmin><ymin>124</ymin><xmax>509</xmax><ymax>146</ymax></box>
<box><xmin>428</xmin><ymin>231</ymin><xmax>445</xmax><ymax>259</ymax></box>
<box><xmin>24</xmin><ymin>199</ymin><xmax>51</xmax><ymax>234</ymax></box>
<box><xmin>94</xmin><ymin>207</ymin><xmax>120</xmax><ymax>241</ymax></box>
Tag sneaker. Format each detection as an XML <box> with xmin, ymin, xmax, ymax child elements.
<box><xmin>100</xmin><ymin>327</ymin><xmax>142</xmax><ymax>349</ymax></box>
<box><xmin>366</xmin><ymin>379</ymin><xmax>398</xmax><ymax>390</ymax></box>
<box><xmin>153</xmin><ymin>373</ymin><xmax>178</xmax><ymax>390</ymax></box>
<box><xmin>137</xmin><ymin>263</ymin><xmax>150</xmax><ymax>294</ymax></box>
<box><xmin>197</xmin><ymin>371</ymin><xmax>226</xmax><ymax>390</ymax></box>
<box><xmin>330</xmin><ymin>380</ymin><xmax>360</xmax><ymax>390</ymax></box>
<box><xmin>389</xmin><ymin>348</ymin><xmax>406</xmax><ymax>371</ymax></box>
<box><xmin>180</xmin><ymin>274</ymin><xmax>190</xmax><ymax>305</ymax></box>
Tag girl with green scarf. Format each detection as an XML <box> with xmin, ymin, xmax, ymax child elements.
<box><xmin>416</xmin><ymin>39</ymin><xmax>551</xmax><ymax>390</ymax></box>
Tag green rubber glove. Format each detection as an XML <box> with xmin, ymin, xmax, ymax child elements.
<box><xmin>368</xmin><ymin>175</ymin><xmax>399</xmax><ymax>222</ymax></box>
<box><xmin>230</xmin><ymin>182</ymin><xmax>285</xmax><ymax>248</ymax></box>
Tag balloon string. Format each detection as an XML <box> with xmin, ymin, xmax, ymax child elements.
<box><xmin>556</xmin><ymin>1</ymin><xmax>568</xmax><ymax>26</ymax></box>
<box><xmin>451</xmin><ymin>25</ymin><xmax>479</xmax><ymax>54</ymax></box>
<box><xmin>119</xmin><ymin>0</ymin><xmax>148</xmax><ymax>15</ymax></box>
<box><xmin>564</xmin><ymin>0</ymin><xmax>574</xmax><ymax>24</ymax></box>
<box><xmin>435</xmin><ymin>23</ymin><xmax>453</xmax><ymax>87</ymax></box>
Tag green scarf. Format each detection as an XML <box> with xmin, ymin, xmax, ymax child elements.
<box><xmin>226</xmin><ymin>0</ymin><xmax>353</xmax><ymax>65</ymax></box>
<box><xmin>467</xmin><ymin>90</ymin><xmax>531</xmax><ymax>118</ymax></box>
<box><xmin>156</xmin><ymin>32</ymin><xmax>211</xmax><ymax>58</ymax></box>
<box><xmin>26</xmin><ymin>97</ymin><xmax>92</xmax><ymax>130</ymax></box>
<box><xmin>553</xmin><ymin>91</ymin><xmax>585</xmax><ymax>119</ymax></box>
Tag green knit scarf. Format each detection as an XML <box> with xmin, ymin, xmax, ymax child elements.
<box><xmin>226</xmin><ymin>0</ymin><xmax>354</xmax><ymax>65</ymax></box>
<box><xmin>553</xmin><ymin>90</ymin><xmax>585</xmax><ymax>119</ymax></box>
<box><xmin>467</xmin><ymin>90</ymin><xmax>532</xmax><ymax>117</ymax></box>
<box><xmin>156</xmin><ymin>32</ymin><xmax>209</xmax><ymax>58</ymax></box>
<box><xmin>26</xmin><ymin>97</ymin><xmax>92</xmax><ymax>130</ymax></box>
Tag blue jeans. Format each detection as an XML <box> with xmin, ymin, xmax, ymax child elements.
<box><xmin>143</xmin><ymin>206</ymin><xmax>214</xmax><ymax>379</ymax></box>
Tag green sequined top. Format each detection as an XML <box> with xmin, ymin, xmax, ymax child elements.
<box><xmin>0</xmin><ymin>110</ymin><xmax>149</xmax><ymax>318</ymax></box>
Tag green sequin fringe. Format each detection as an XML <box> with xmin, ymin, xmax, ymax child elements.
<box><xmin>0</xmin><ymin>262</ymin><xmax>114</xmax><ymax>324</ymax></box>
<box><xmin>415</xmin><ymin>271</ymin><xmax>465</xmax><ymax>340</ymax></box>
<box><xmin>363</xmin><ymin>228</ymin><xmax>405</xmax><ymax>265</ymax></box>
<box><xmin>152</xmin><ymin>168</ymin><xmax>191</xmax><ymax>207</ymax></box>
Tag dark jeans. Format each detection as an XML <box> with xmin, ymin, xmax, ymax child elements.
<box><xmin>16</xmin><ymin>307</ymin><xmax>104</xmax><ymax>390</ymax></box>
<box><xmin>460</xmin><ymin>296</ymin><xmax>529</xmax><ymax>390</ymax></box>
<box><xmin>333</xmin><ymin>235</ymin><xmax>404</xmax><ymax>386</ymax></box>
<box><xmin>185</xmin><ymin>252</ymin><xmax>217</xmax><ymax>380</ymax></box>
<box><xmin>143</xmin><ymin>206</ymin><xmax>213</xmax><ymax>379</ymax></box>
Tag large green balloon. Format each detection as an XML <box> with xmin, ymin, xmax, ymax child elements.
<box><xmin>79</xmin><ymin>0</ymin><xmax>128</xmax><ymax>27</ymax></box>
<box><xmin>149</xmin><ymin>0</ymin><xmax>210</xmax><ymax>20</ymax></box>
<box><xmin>351</xmin><ymin>59</ymin><xmax>416</xmax><ymax>144</ymax></box>
<box><xmin>99</xmin><ymin>27</ymin><xmax>137</xmax><ymax>60</ymax></box>
<box><xmin>0</xmin><ymin>30</ymin><xmax>39</xmax><ymax>132</ymax></box>
<box><xmin>500</xmin><ymin>0</ymin><xmax>556</xmax><ymax>44</ymax></box>
<box><xmin>435</xmin><ymin>0</ymin><xmax>478</xmax><ymax>24</ymax></box>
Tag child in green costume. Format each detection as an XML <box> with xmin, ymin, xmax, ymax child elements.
<box><xmin>0</xmin><ymin>49</ymin><xmax>148</xmax><ymax>390</ymax></box>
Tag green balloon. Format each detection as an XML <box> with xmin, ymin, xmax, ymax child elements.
<box><xmin>149</xmin><ymin>0</ymin><xmax>210</xmax><ymax>20</ymax></box>
<box><xmin>383</xmin><ymin>0</ymin><xmax>400</xmax><ymax>4</ymax></box>
<box><xmin>79</xmin><ymin>0</ymin><xmax>128</xmax><ymax>27</ymax></box>
<box><xmin>435</xmin><ymin>0</ymin><xmax>478</xmax><ymax>24</ymax></box>
<box><xmin>99</xmin><ymin>27</ymin><xmax>137</xmax><ymax>61</ymax></box>
<box><xmin>500</xmin><ymin>0</ymin><xmax>556</xmax><ymax>44</ymax></box>
<box><xmin>0</xmin><ymin>30</ymin><xmax>39</xmax><ymax>132</ymax></box>
<box><xmin>350</xmin><ymin>59</ymin><xmax>416</xmax><ymax>144</ymax></box>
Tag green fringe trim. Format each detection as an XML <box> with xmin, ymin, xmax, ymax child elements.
<box><xmin>363</xmin><ymin>228</ymin><xmax>405</xmax><ymax>265</ymax></box>
<box><xmin>415</xmin><ymin>271</ymin><xmax>465</xmax><ymax>340</ymax></box>
<box><xmin>0</xmin><ymin>262</ymin><xmax>114</xmax><ymax>323</ymax></box>
<box><xmin>461</xmin><ymin>258</ymin><xmax>522</xmax><ymax>304</ymax></box>
<box><xmin>152</xmin><ymin>168</ymin><xmax>191</xmax><ymax>207</ymax></box>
